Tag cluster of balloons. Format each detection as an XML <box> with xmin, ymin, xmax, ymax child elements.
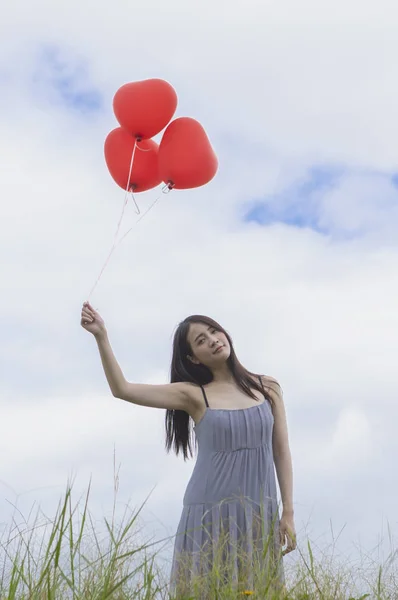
<box><xmin>104</xmin><ymin>79</ymin><xmax>218</xmax><ymax>193</ymax></box>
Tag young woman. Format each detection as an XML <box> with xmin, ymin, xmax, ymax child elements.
<box><xmin>81</xmin><ymin>301</ymin><xmax>296</xmax><ymax>595</ymax></box>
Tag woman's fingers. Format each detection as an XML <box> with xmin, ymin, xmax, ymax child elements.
<box><xmin>81</xmin><ymin>301</ymin><xmax>103</xmax><ymax>331</ymax></box>
<box><xmin>291</xmin><ymin>531</ymin><xmax>297</xmax><ymax>549</ymax></box>
<box><xmin>82</xmin><ymin>314</ymin><xmax>93</xmax><ymax>323</ymax></box>
<box><xmin>83</xmin><ymin>303</ymin><xmax>97</xmax><ymax>319</ymax></box>
<box><xmin>81</xmin><ymin>311</ymin><xmax>94</xmax><ymax>324</ymax></box>
<box><xmin>84</xmin><ymin>301</ymin><xmax>96</xmax><ymax>313</ymax></box>
<box><xmin>280</xmin><ymin>529</ymin><xmax>286</xmax><ymax>547</ymax></box>
<box><xmin>281</xmin><ymin>530</ymin><xmax>297</xmax><ymax>555</ymax></box>
<box><xmin>280</xmin><ymin>520</ymin><xmax>297</xmax><ymax>555</ymax></box>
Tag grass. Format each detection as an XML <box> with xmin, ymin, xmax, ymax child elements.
<box><xmin>0</xmin><ymin>472</ymin><xmax>396</xmax><ymax>599</ymax></box>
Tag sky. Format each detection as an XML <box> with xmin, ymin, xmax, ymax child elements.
<box><xmin>1</xmin><ymin>0</ymin><xmax>398</xmax><ymax>590</ymax></box>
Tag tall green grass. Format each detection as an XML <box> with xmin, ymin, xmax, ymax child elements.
<box><xmin>0</xmin><ymin>474</ymin><xmax>396</xmax><ymax>599</ymax></box>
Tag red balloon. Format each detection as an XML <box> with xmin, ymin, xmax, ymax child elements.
<box><xmin>113</xmin><ymin>79</ymin><xmax>177</xmax><ymax>140</ymax></box>
<box><xmin>158</xmin><ymin>117</ymin><xmax>218</xmax><ymax>189</ymax></box>
<box><xmin>104</xmin><ymin>128</ymin><xmax>161</xmax><ymax>192</ymax></box>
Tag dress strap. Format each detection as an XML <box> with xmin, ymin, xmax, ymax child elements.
<box><xmin>200</xmin><ymin>386</ymin><xmax>209</xmax><ymax>407</ymax></box>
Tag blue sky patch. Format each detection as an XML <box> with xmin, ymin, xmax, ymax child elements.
<box><xmin>243</xmin><ymin>165</ymin><xmax>344</xmax><ymax>234</ymax></box>
<box><xmin>32</xmin><ymin>44</ymin><xmax>103</xmax><ymax>114</ymax></box>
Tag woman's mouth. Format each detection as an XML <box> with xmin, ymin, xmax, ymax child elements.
<box><xmin>213</xmin><ymin>345</ymin><xmax>223</xmax><ymax>354</ymax></box>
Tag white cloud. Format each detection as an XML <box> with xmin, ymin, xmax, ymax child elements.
<box><xmin>330</xmin><ymin>407</ymin><xmax>372</xmax><ymax>459</ymax></box>
<box><xmin>300</xmin><ymin>405</ymin><xmax>373</xmax><ymax>474</ymax></box>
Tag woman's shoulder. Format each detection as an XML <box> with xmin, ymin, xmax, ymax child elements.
<box><xmin>260</xmin><ymin>374</ymin><xmax>283</xmax><ymax>396</ymax></box>
<box><xmin>261</xmin><ymin>374</ymin><xmax>280</xmax><ymax>385</ymax></box>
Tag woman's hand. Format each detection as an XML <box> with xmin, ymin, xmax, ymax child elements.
<box><xmin>280</xmin><ymin>511</ymin><xmax>297</xmax><ymax>556</ymax></box>
<box><xmin>81</xmin><ymin>301</ymin><xmax>106</xmax><ymax>338</ymax></box>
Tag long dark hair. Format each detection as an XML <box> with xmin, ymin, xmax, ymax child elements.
<box><xmin>165</xmin><ymin>315</ymin><xmax>273</xmax><ymax>461</ymax></box>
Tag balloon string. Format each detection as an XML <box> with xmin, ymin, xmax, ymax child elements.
<box><xmin>111</xmin><ymin>141</ymin><xmax>139</xmax><ymax>250</ymax></box>
<box><xmin>128</xmin><ymin>141</ymin><xmax>154</xmax><ymax>214</ymax></box>
<box><xmin>86</xmin><ymin>141</ymin><xmax>137</xmax><ymax>301</ymax></box>
<box><xmin>86</xmin><ymin>184</ymin><xmax>171</xmax><ymax>301</ymax></box>
<box><xmin>126</xmin><ymin>141</ymin><xmax>152</xmax><ymax>214</ymax></box>
<box><xmin>112</xmin><ymin>187</ymin><xmax>165</xmax><ymax>251</ymax></box>
<box><xmin>126</xmin><ymin>141</ymin><xmax>140</xmax><ymax>215</ymax></box>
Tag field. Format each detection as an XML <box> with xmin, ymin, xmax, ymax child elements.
<box><xmin>1</xmin><ymin>479</ymin><xmax>396</xmax><ymax>600</ymax></box>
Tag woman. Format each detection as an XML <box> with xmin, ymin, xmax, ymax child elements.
<box><xmin>81</xmin><ymin>301</ymin><xmax>296</xmax><ymax>595</ymax></box>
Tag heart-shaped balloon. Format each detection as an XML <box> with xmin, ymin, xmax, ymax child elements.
<box><xmin>158</xmin><ymin>117</ymin><xmax>218</xmax><ymax>189</ymax></box>
<box><xmin>113</xmin><ymin>79</ymin><xmax>178</xmax><ymax>140</ymax></box>
<box><xmin>104</xmin><ymin>128</ymin><xmax>161</xmax><ymax>192</ymax></box>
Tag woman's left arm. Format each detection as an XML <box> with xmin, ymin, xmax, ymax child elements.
<box><xmin>262</xmin><ymin>376</ymin><xmax>297</xmax><ymax>554</ymax></box>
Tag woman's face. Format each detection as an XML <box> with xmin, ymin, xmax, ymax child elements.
<box><xmin>186</xmin><ymin>322</ymin><xmax>231</xmax><ymax>367</ymax></box>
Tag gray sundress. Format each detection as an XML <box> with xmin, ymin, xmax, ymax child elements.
<box><xmin>169</xmin><ymin>377</ymin><xmax>285</xmax><ymax>596</ymax></box>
